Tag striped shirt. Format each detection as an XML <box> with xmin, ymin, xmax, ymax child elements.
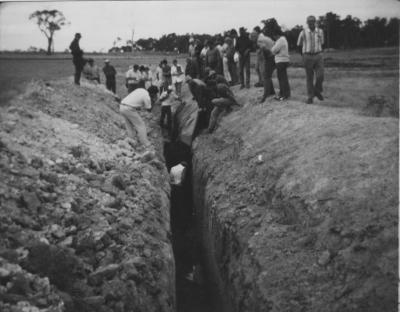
<box><xmin>297</xmin><ymin>28</ymin><xmax>324</xmax><ymax>54</ymax></box>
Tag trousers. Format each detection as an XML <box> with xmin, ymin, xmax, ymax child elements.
<box><xmin>208</xmin><ymin>98</ymin><xmax>234</xmax><ymax>132</ymax></box>
<box><xmin>120</xmin><ymin>106</ymin><xmax>150</xmax><ymax>146</ymax></box>
<box><xmin>239</xmin><ymin>53</ymin><xmax>250</xmax><ymax>87</ymax></box>
<box><xmin>276</xmin><ymin>62</ymin><xmax>291</xmax><ymax>98</ymax></box>
<box><xmin>303</xmin><ymin>53</ymin><xmax>324</xmax><ymax>99</ymax></box>
<box><xmin>263</xmin><ymin>57</ymin><xmax>276</xmax><ymax>98</ymax></box>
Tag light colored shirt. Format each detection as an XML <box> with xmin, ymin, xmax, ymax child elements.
<box><xmin>200</xmin><ymin>46</ymin><xmax>209</xmax><ymax>59</ymax></box>
<box><xmin>170</xmin><ymin>164</ymin><xmax>186</xmax><ymax>186</ymax></box>
<box><xmin>126</xmin><ymin>69</ymin><xmax>141</xmax><ymax>85</ymax></box>
<box><xmin>171</xmin><ymin>64</ymin><xmax>185</xmax><ymax>83</ymax></box>
<box><xmin>297</xmin><ymin>28</ymin><xmax>324</xmax><ymax>54</ymax></box>
<box><xmin>257</xmin><ymin>33</ymin><xmax>274</xmax><ymax>50</ymax></box>
<box><xmin>159</xmin><ymin>90</ymin><xmax>179</xmax><ymax>107</ymax></box>
<box><xmin>188</xmin><ymin>44</ymin><xmax>196</xmax><ymax>57</ymax></box>
<box><xmin>271</xmin><ymin>36</ymin><xmax>290</xmax><ymax>63</ymax></box>
<box><xmin>121</xmin><ymin>88</ymin><xmax>151</xmax><ymax>110</ymax></box>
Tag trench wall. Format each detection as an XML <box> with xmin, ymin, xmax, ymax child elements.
<box><xmin>191</xmin><ymin>91</ymin><xmax>398</xmax><ymax>312</ymax></box>
<box><xmin>0</xmin><ymin>79</ymin><xmax>175</xmax><ymax>312</ymax></box>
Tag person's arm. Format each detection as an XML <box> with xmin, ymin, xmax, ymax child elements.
<box><xmin>320</xmin><ymin>28</ymin><xmax>325</xmax><ymax>50</ymax></box>
<box><xmin>297</xmin><ymin>30</ymin><xmax>304</xmax><ymax>55</ymax></box>
<box><xmin>271</xmin><ymin>38</ymin><xmax>281</xmax><ymax>55</ymax></box>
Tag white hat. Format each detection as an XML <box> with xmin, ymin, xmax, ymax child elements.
<box><xmin>104</xmin><ymin>59</ymin><xmax>110</xmax><ymax>63</ymax></box>
<box><xmin>168</xmin><ymin>85</ymin><xmax>173</xmax><ymax>91</ymax></box>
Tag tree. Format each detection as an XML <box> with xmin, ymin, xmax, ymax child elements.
<box><xmin>29</xmin><ymin>9</ymin><xmax>67</xmax><ymax>55</ymax></box>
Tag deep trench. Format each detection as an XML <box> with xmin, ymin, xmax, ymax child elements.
<box><xmin>163</xmin><ymin>139</ymin><xmax>223</xmax><ymax>312</ymax></box>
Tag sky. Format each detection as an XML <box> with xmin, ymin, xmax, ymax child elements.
<box><xmin>0</xmin><ymin>0</ymin><xmax>399</xmax><ymax>52</ymax></box>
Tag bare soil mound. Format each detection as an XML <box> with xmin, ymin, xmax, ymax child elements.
<box><xmin>192</xmin><ymin>89</ymin><xmax>398</xmax><ymax>312</ymax></box>
<box><xmin>0</xmin><ymin>80</ymin><xmax>174</xmax><ymax>312</ymax></box>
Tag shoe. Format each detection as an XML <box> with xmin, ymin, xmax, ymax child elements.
<box><xmin>273</xmin><ymin>95</ymin><xmax>281</xmax><ymax>100</ymax></box>
<box><xmin>254</xmin><ymin>82</ymin><xmax>263</xmax><ymax>88</ymax></box>
<box><xmin>306</xmin><ymin>98</ymin><xmax>313</xmax><ymax>104</ymax></box>
<box><xmin>315</xmin><ymin>92</ymin><xmax>324</xmax><ymax>101</ymax></box>
<box><xmin>259</xmin><ymin>96</ymin><xmax>267</xmax><ymax>103</ymax></box>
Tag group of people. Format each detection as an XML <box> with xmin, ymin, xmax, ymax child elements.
<box><xmin>69</xmin><ymin>14</ymin><xmax>325</xmax><ymax>149</ymax></box>
<box><xmin>184</xmin><ymin>15</ymin><xmax>324</xmax><ymax>104</ymax></box>
<box><xmin>70</xmin><ymin>33</ymin><xmax>119</xmax><ymax>93</ymax></box>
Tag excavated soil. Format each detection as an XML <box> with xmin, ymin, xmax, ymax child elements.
<box><xmin>191</xmin><ymin>88</ymin><xmax>398</xmax><ymax>312</ymax></box>
<box><xmin>0</xmin><ymin>79</ymin><xmax>175</xmax><ymax>312</ymax></box>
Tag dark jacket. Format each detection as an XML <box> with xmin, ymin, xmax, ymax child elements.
<box><xmin>69</xmin><ymin>38</ymin><xmax>83</xmax><ymax>59</ymax></box>
<box><xmin>103</xmin><ymin>64</ymin><xmax>116</xmax><ymax>80</ymax></box>
<box><xmin>185</xmin><ymin>58</ymin><xmax>199</xmax><ymax>78</ymax></box>
<box><xmin>236</xmin><ymin>35</ymin><xmax>252</xmax><ymax>56</ymax></box>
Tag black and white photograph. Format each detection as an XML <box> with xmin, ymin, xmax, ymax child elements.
<box><xmin>0</xmin><ymin>0</ymin><xmax>398</xmax><ymax>311</ymax></box>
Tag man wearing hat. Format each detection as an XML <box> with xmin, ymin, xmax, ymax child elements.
<box><xmin>188</xmin><ymin>37</ymin><xmax>196</xmax><ymax>58</ymax></box>
<box><xmin>103</xmin><ymin>59</ymin><xmax>117</xmax><ymax>94</ymax></box>
<box><xmin>69</xmin><ymin>33</ymin><xmax>85</xmax><ymax>85</ymax></box>
<box><xmin>235</xmin><ymin>27</ymin><xmax>253</xmax><ymax>89</ymax></box>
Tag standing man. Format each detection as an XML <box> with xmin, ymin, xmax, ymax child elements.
<box><xmin>119</xmin><ymin>87</ymin><xmax>158</xmax><ymax>147</ymax></box>
<box><xmin>297</xmin><ymin>15</ymin><xmax>325</xmax><ymax>104</ymax></box>
<box><xmin>69</xmin><ymin>33</ymin><xmax>85</xmax><ymax>85</ymax></box>
<box><xmin>159</xmin><ymin>85</ymin><xmax>180</xmax><ymax>135</ymax></box>
<box><xmin>236</xmin><ymin>27</ymin><xmax>253</xmax><ymax>89</ymax></box>
<box><xmin>103</xmin><ymin>59</ymin><xmax>117</xmax><ymax>94</ymax></box>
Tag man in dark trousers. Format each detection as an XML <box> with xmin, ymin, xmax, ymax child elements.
<box><xmin>69</xmin><ymin>33</ymin><xmax>85</xmax><ymax>85</ymax></box>
<box><xmin>103</xmin><ymin>59</ymin><xmax>117</xmax><ymax>94</ymax></box>
<box><xmin>236</xmin><ymin>27</ymin><xmax>253</xmax><ymax>89</ymax></box>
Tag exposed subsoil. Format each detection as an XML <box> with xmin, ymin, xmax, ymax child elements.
<box><xmin>0</xmin><ymin>79</ymin><xmax>175</xmax><ymax>312</ymax></box>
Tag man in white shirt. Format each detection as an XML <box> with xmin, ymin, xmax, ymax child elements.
<box><xmin>119</xmin><ymin>87</ymin><xmax>158</xmax><ymax>147</ymax></box>
<box><xmin>159</xmin><ymin>85</ymin><xmax>180</xmax><ymax>134</ymax></box>
<box><xmin>297</xmin><ymin>15</ymin><xmax>325</xmax><ymax>104</ymax></box>
<box><xmin>125</xmin><ymin>64</ymin><xmax>141</xmax><ymax>93</ymax></box>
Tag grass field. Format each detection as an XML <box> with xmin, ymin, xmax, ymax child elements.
<box><xmin>0</xmin><ymin>47</ymin><xmax>398</xmax><ymax>116</ymax></box>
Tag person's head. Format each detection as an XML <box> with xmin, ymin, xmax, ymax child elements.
<box><xmin>272</xmin><ymin>26</ymin><xmax>284</xmax><ymax>40</ymax></box>
<box><xmin>239</xmin><ymin>27</ymin><xmax>247</xmax><ymax>36</ymax></box>
<box><xmin>253</xmin><ymin>26</ymin><xmax>261</xmax><ymax>34</ymax></box>
<box><xmin>128</xmin><ymin>65</ymin><xmax>133</xmax><ymax>70</ymax></box>
<box><xmin>173</xmin><ymin>59</ymin><xmax>178</xmax><ymax>65</ymax></box>
<box><xmin>139</xmin><ymin>65</ymin><xmax>145</xmax><ymax>72</ymax></box>
<box><xmin>144</xmin><ymin>66</ymin><xmax>150</xmax><ymax>72</ymax></box>
<box><xmin>133</xmin><ymin>64</ymin><xmax>139</xmax><ymax>71</ymax></box>
<box><xmin>189</xmin><ymin>37</ymin><xmax>194</xmax><ymax>44</ymax></box>
<box><xmin>224</xmin><ymin>37</ymin><xmax>233</xmax><ymax>46</ymax></box>
<box><xmin>167</xmin><ymin>85</ymin><xmax>173</xmax><ymax>93</ymax></box>
<box><xmin>162</xmin><ymin>59</ymin><xmax>168</xmax><ymax>65</ymax></box>
<box><xmin>307</xmin><ymin>15</ymin><xmax>317</xmax><ymax>31</ymax></box>
<box><xmin>75</xmin><ymin>33</ymin><xmax>81</xmax><ymax>40</ymax></box>
<box><xmin>207</xmin><ymin>39</ymin><xmax>214</xmax><ymax>48</ymax></box>
<box><xmin>147</xmin><ymin>85</ymin><xmax>159</xmax><ymax>104</ymax></box>
<box><xmin>87</xmin><ymin>58</ymin><xmax>94</xmax><ymax>65</ymax></box>
<box><xmin>230</xmin><ymin>29</ymin><xmax>238</xmax><ymax>38</ymax></box>
<box><xmin>104</xmin><ymin>59</ymin><xmax>110</xmax><ymax>65</ymax></box>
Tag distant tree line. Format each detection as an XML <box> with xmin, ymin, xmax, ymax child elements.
<box><xmin>136</xmin><ymin>12</ymin><xmax>399</xmax><ymax>52</ymax></box>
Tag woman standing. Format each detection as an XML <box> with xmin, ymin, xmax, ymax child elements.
<box><xmin>271</xmin><ymin>28</ymin><xmax>291</xmax><ymax>101</ymax></box>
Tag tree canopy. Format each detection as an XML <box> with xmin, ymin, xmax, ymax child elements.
<box><xmin>29</xmin><ymin>9</ymin><xmax>67</xmax><ymax>54</ymax></box>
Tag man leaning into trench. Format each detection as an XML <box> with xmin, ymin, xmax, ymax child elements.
<box><xmin>119</xmin><ymin>87</ymin><xmax>158</xmax><ymax>147</ymax></box>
